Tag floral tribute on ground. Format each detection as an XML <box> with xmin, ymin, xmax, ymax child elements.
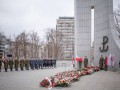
<box><xmin>40</xmin><ymin>66</ymin><xmax>100</xmax><ymax>88</ymax></box>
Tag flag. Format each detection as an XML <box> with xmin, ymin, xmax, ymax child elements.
<box><xmin>2</xmin><ymin>51</ymin><xmax>5</xmax><ymax>62</ymax></box>
<box><xmin>76</xmin><ymin>55</ymin><xmax>82</xmax><ymax>62</ymax></box>
<box><xmin>111</xmin><ymin>54</ymin><xmax>115</xmax><ymax>67</ymax></box>
<box><xmin>108</xmin><ymin>54</ymin><xmax>111</xmax><ymax>66</ymax></box>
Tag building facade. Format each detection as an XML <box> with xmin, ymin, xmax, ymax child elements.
<box><xmin>56</xmin><ymin>17</ymin><xmax>74</xmax><ymax>60</ymax></box>
<box><xmin>0</xmin><ymin>33</ymin><xmax>10</xmax><ymax>59</ymax></box>
<box><xmin>75</xmin><ymin>0</ymin><xmax>120</xmax><ymax>69</ymax></box>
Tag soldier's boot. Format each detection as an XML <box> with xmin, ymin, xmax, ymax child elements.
<box><xmin>10</xmin><ymin>68</ymin><xmax>12</xmax><ymax>71</ymax></box>
<box><xmin>27</xmin><ymin>67</ymin><xmax>29</xmax><ymax>70</ymax></box>
<box><xmin>5</xmin><ymin>69</ymin><xmax>7</xmax><ymax>72</ymax></box>
<box><xmin>21</xmin><ymin>67</ymin><xmax>23</xmax><ymax>70</ymax></box>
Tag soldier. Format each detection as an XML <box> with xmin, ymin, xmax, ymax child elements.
<box><xmin>3</xmin><ymin>59</ymin><xmax>8</xmax><ymax>72</ymax></box>
<box><xmin>30</xmin><ymin>58</ymin><xmax>35</xmax><ymax>70</ymax></box>
<box><xmin>39</xmin><ymin>60</ymin><xmax>43</xmax><ymax>69</ymax></box>
<box><xmin>104</xmin><ymin>56</ymin><xmax>108</xmax><ymax>71</ymax></box>
<box><xmin>0</xmin><ymin>59</ymin><xmax>2</xmax><ymax>72</ymax></box>
<box><xmin>99</xmin><ymin>55</ymin><xmax>104</xmax><ymax>70</ymax></box>
<box><xmin>9</xmin><ymin>59</ymin><xmax>14</xmax><ymax>71</ymax></box>
<box><xmin>35</xmin><ymin>59</ymin><xmax>39</xmax><ymax>69</ymax></box>
<box><xmin>20</xmin><ymin>59</ymin><xmax>24</xmax><ymax>70</ymax></box>
<box><xmin>84</xmin><ymin>56</ymin><xmax>88</xmax><ymax>67</ymax></box>
<box><xmin>14</xmin><ymin>59</ymin><xmax>19</xmax><ymax>71</ymax></box>
<box><xmin>24</xmin><ymin>59</ymin><xmax>29</xmax><ymax>70</ymax></box>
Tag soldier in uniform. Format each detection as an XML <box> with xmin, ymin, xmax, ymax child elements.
<box><xmin>20</xmin><ymin>59</ymin><xmax>24</xmax><ymax>70</ymax></box>
<box><xmin>9</xmin><ymin>59</ymin><xmax>14</xmax><ymax>71</ymax></box>
<box><xmin>39</xmin><ymin>59</ymin><xmax>43</xmax><ymax>69</ymax></box>
<box><xmin>84</xmin><ymin>56</ymin><xmax>88</xmax><ymax>67</ymax></box>
<box><xmin>30</xmin><ymin>58</ymin><xmax>35</xmax><ymax>70</ymax></box>
<box><xmin>104</xmin><ymin>56</ymin><xmax>108</xmax><ymax>71</ymax></box>
<box><xmin>25</xmin><ymin>59</ymin><xmax>29</xmax><ymax>70</ymax></box>
<box><xmin>35</xmin><ymin>59</ymin><xmax>39</xmax><ymax>69</ymax></box>
<box><xmin>99</xmin><ymin>55</ymin><xmax>104</xmax><ymax>70</ymax></box>
<box><xmin>3</xmin><ymin>59</ymin><xmax>8</xmax><ymax>72</ymax></box>
<box><xmin>14</xmin><ymin>59</ymin><xmax>19</xmax><ymax>71</ymax></box>
<box><xmin>0</xmin><ymin>59</ymin><xmax>2</xmax><ymax>72</ymax></box>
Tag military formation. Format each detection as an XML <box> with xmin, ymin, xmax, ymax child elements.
<box><xmin>0</xmin><ymin>59</ymin><xmax>56</xmax><ymax>72</ymax></box>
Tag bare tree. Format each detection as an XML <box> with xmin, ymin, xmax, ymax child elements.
<box><xmin>45</xmin><ymin>28</ymin><xmax>64</xmax><ymax>60</ymax></box>
<box><xmin>19</xmin><ymin>32</ymin><xmax>29</xmax><ymax>59</ymax></box>
<box><xmin>114</xmin><ymin>4</ymin><xmax>120</xmax><ymax>37</ymax></box>
<box><xmin>29</xmin><ymin>31</ymin><xmax>41</xmax><ymax>58</ymax></box>
<box><xmin>14</xmin><ymin>35</ymin><xmax>21</xmax><ymax>59</ymax></box>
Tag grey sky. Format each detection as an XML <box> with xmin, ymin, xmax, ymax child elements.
<box><xmin>0</xmin><ymin>0</ymin><xmax>120</xmax><ymax>39</ymax></box>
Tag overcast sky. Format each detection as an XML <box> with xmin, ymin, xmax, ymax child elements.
<box><xmin>0</xmin><ymin>0</ymin><xmax>120</xmax><ymax>39</ymax></box>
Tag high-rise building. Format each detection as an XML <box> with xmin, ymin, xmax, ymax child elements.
<box><xmin>56</xmin><ymin>17</ymin><xmax>74</xmax><ymax>60</ymax></box>
<box><xmin>0</xmin><ymin>33</ymin><xmax>10</xmax><ymax>59</ymax></box>
<box><xmin>0</xmin><ymin>33</ymin><xmax>6</xmax><ymax>59</ymax></box>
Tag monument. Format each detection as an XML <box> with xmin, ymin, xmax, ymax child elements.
<box><xmin>74</xmin><ymin>0</ymin><xmax>120</xmax><ymax>69</ymax></box>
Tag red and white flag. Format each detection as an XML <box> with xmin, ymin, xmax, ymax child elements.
<box><xmin>2</xmin><ymin>51</ymin><xmax>5</xmax><ymax>62</ymax></box>
<box><xmin>76</xmin><ymin>55</ymin><xmax>82</xmax><ymax>62</ymax></box>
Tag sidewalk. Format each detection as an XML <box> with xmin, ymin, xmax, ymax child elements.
<box><xmin>0</xmin><ymin>67</ymin><xmax>120</xmax><ymax>90</ymax></box>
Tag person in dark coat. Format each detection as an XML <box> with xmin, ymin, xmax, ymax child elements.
<box><xmin>99</xmin><ymin>55</ymin><xmax>104</xmax><ymax>70</ymax></box>
<box><xmin>34</xmin><ymin>59</ymin><xmax>38</xmax><ymax>69</ymax></box>
<box><xmin>9</xmin><ymin>59</ymin><xmax>14</xmax><ymax>71</ymax></box>
<box><xmin>38</xmin><ymin>59</ymin><xmax>43</xmax><ymax>69</ymax></box>
<box><xmin>14</xmin><ymin>59</ymin><xmax>19</xmax><ymax>71</ymax></box>
<box><xmin>84</xmin><ymin>56</ymin><xmax>88</xmax><ymax>67</ymax></box>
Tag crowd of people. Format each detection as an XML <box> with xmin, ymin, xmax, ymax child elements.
<box><xmin>0</xmin><ymin>59</ymin><xmax>56</xmax><ymax>72</ymax></box>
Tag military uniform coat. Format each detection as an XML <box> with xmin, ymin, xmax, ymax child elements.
<box><xmin>84</xmin><ymin>57</ymin><xmax>88</xmax><ymax>67</ymax></box>
<box><xmin>9</xmin><ymin>60</ymin><xmax>14</xmax><ymax>68</ymax></box>
<box><xmin>99</xmin><ymin>57</ymin><xmax>104</xmax><ymax>69</ymax></box>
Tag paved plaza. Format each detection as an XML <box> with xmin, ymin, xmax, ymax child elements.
<box><xmin>0</xmin><ymin>67</ymin><xmax>120</xmax><ymax>90</ymax></box>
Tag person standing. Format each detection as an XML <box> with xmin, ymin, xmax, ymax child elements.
<box><xmin>24</xmin><ymin>59</ymin><xmax>29</xmax><ymax>70</ymax></box>
<box><xmin>84</xmin><ymin>56</ymin><xmax>88</xmax><ymax>67</ymax></box>
<box><xmin>9</xmin><ymin>59</ymin><xmax>14</xmax><ymax>71</ymax></box>
<box><xmin>20</xmin><ymin>59</ymin><xmax>24</xmax><ymax>70</ymax></box>
<box><xmin>3</xmin><ymin>59</ymin><xmax>8</xmax><ymax>72</ymax></box>
<box><xmin>99</xmin><ymin>55</ymin><xmax>104</xmax><ymax>70</ymax></box>
<box><xmin>14</xmin><ymin>59</ymin><xmax>19</xmax><ymax>71</ymax></box>
<box><xmin>104</xmin><ymin>56</ymin><xmax>108</xmax><ymax>71</ymax></box>
<box><xmin>77</xmin><ymin>57</ymin><xmax>82</xmax><ymax>69</ymax></box>
<box><xmin>0</xmin><ymin>59</ymin><xmax>2</xmax><ymax>72</ymax></box>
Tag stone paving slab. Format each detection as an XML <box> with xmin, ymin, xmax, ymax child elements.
<box><xmin>0</xmin><ymin>67</ymin><xmax>120</xmax><ymax>90</ymax></box>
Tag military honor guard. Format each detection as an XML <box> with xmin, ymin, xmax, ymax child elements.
<box><xmin>20</xmin><ymin>59</ymin><xmax>24</xmax><ymax>70</ymax></box>
<box><xmin>3</xmin><ymin>59</ymin><xmax>8</xmax><ymax>72</ymax></box>
<box><xmin>99</xmin><ymin>55</ymin><xmax>104</xmax><ymax>70</ymax></box>
<box><xmin>24</xmin><ymin>59</ymin><xmax>29</xmax><ymax>70</ymax></box>
<box><xmin>9</xmin><ymin>58</ymin><xmax>14</xmax><ymax>71</ymax></box>
<box><xmin>84</xmin><ymin>56</ymin><xmax>88</xmax><ymax>67</ymax></box>
<box><xmin>38</xmin><ymin>59</ymin><xmax>43</xmax><ymax>69</ymax></box>
<box><xmin>14</xmin><ymin>59</ymin><xmax>19</xmax><ymax>71</ymax></box>
<box><xmin>30</xmin><ymin>58</ymin><xmax>35</xmax><ymax>70</ymax></box>
<box><xmin>104</xmin><ymin>56</ymin><xmax>108</xmax><ymax>71</ymax></box>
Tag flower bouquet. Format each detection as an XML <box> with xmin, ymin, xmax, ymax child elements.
<box><xmin>40</xmin><ymin>66</ymin><xmax>100</xmax><ymax>88</ymax></box>
<box><xmin>40</xmin><ymin>79</ymin><xmax>50</xmax><ymax>88</ymax></box>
